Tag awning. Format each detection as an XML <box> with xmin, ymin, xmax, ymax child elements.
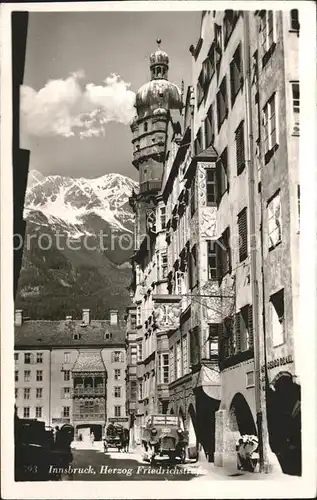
<box><xmin>193</xmin><ymin>364</ymin><xmax>221</xmax><ymax>401</ymax></box>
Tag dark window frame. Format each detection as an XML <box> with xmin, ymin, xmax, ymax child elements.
<box><xmin>235</xmin><ymin>120</ymin><xmax>245</xmax><ymax>174</ymax></box>
<box><xmin>238</xmin><ymin>207</ymin><xmax>248</xmax><ymax>262</ymax></box>
<box><xmin>230</xmin><ymin>44</ymin><xmax>243</xmax><ymax>108</ymax></box>
<box><xmin>216</xmin><ymin>76</ymin><xmax>228</xmax><ymax>131</ymax></box>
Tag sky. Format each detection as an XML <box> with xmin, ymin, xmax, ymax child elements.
<box><xmin>21</xmin><ymin>11</ymin><xmax>201</xmax><ymax>181</ymax></box>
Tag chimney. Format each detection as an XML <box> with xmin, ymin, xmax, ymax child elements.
<box><xmin>110</xmin><ymin>310</ymin><xmax>118</xmax><ymax>325</ymax></box>
<box><xmin>15</xmin><ymin>310</ymin><xmax>23</xmax><ymax>326</ymax></box>
<box><xmin>82</xmin><ymin>309</ymin><xmax>90</xmax><ymax>325</ymax></box>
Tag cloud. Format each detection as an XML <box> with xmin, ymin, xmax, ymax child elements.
<box><xmin>20</xmin><ymin>71</ymin><xmax>136</xmax><ymax>139</ymax></box>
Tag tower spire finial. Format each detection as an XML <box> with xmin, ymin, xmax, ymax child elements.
<box><xmin>156</xmin><ymin>38</ymin><xmax>161</xmax><ymax>48</ymax></box>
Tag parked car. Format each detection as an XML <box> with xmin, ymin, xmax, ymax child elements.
<box><xmin>141</xmin><ymin>414</ymin><xmax>188</xmax><ymax>464</ymax></box>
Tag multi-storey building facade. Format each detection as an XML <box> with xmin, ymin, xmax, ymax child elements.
<box><xmin>14</xmin><ymin>309</ymin><xmax>128</xmax><ymax>441</ymax></box>
<box><xmin>127</xmin><ymin>9</ymin><xmax>300</xmax><ymax>476</ymax></box>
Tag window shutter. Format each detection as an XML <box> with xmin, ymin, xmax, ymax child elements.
<box><xmin>248</xmin><ymin>305</ymin><xmax>254</xmax><ymax>349</ymax></box>
<box><xmin>235</xmin><ymin>313</ymin><xmax>241</xmax><ymax>353</ymax></box>
<box><xmin>236</xmin><ymin>121</ymin><xmax>245</xmax><ymax>174</ymax></box>
<box><xmin>238</xmin><ymin>208</ymin><xmax>248</xmax><ymax>262</ymax></box>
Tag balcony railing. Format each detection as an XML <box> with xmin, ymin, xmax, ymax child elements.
<box><xmin>73</xmin><ymin>413</ymin><xmax>105</xmax><ymax>420</ymax></box>
<box><xmin>73</xmin><ymin>387</ymin><xmax>105</xmax><ymax>396</ymax></box>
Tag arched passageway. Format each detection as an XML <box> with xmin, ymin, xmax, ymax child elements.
<box><xmin>187</xmin><ymin>404</ymin><xmax>198</xmax><ymax>460</ymax></box>
<box><xmin>266</xmin><ymin>373</ymin><xmax>301</xmax><ymax>475</ymax></box>
<box><xmin>228</xmin><ymin>392</ymin><xmax>257</xmax><ymax>437</ymax></box>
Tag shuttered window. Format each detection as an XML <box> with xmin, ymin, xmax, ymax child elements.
<box><xmin>216</xmin><ymin>148</ymin><xmax>228</xmax><ymax>204</ymax></box>
<box><xmin>235</xmin><ymin>121</ymin><xmax>245</xmax><ymax>174</ymax></box>
<box><xmin>216</xmin><ymin>76</ymin><xmax>228</xmax><ymax>130</ymax></box>
<box><xmin>235</xmin><ymin>312</ymin><xmax>241</xmax><ymax>353</ymax></box>
<box><xmin>223</xmin><ymin>10</ymin><xmax>239</xmax><ymax>47</ymax></box>
<box><xmin>230</xmin><ymin>44</ymin><xmax>243</xmax><ymax>107</ymax></box>
<box><xmin>207</xmin><ymin>240</ymin><xmax>217</xmax><ymax>280</ymax></box>
<box><xmin>248</xmin><ymin>305</ymin><xmax>254</xmax><ymax>349</ymax></box>
<box><xmin>290</xmin><ymin>9</ymin><xmax>300</xmax><ymax>31</ymax></box>
<box><xmin>238</xmin><ymin>208</ymin><xmax>248</xmax><ymax>262</ymax></box>
<box><xmin>206</xmin><ymin>168</ymin><xmax>216</xmax><ymax>205</ymax></box>
<box><xmin>208</xmin><ymin>324</ymin><xmax>220</xmax><ymax>362</ymax></box>
<box><xmin>190</xmin><ymin>175</ymin><xmax>197</xmax><ymax>216</ymax></box>
<box><xmin>204</xmin><ymin>104</ymin><xmax>215</xmax><ymax>148</ymax></box>
<box><xmin>217</xmin><ymin>227</ymin><xmax>231</xmax><ymax>280</ymax></box>
<box><xmin>194</xmin><ymin>128</ymin><xmax>203</xmax><ymax>155</ymax></box>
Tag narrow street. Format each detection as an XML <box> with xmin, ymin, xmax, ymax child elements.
<box><xmin>60</xmin><ymin>446</ymin><xmax>226</xmax><ymax>481</ymax></box>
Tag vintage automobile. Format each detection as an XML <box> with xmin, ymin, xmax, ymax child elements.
<box><xmin>141</xmin><ymin>414</ymin><xmax>188</xmax><ymax>464</ymax></box>
<box><xmin>103</xmin><ymin>423</ymin><xmax>124</xmax><ymax>452</ymax></box>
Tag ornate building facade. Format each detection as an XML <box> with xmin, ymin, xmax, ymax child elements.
<box><xmin>14</xmin><ymin>309</ymin><xmax>128</xmax><ymax>441</ymax></box>
<box><xmin>127</xmin><ymin>9</ymin><xmax>301</xmax><ymax>476</ymax></box>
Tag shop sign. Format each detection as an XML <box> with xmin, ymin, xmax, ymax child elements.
<box><xmin>108</xmin><ymin>417</ymin><xmax>129</xmax><ymax>423</ymax></box>
<box><xmin>52</xmin><ymin>418</ymin><xmax>70</xmax><ymax>424</ymax></box>
<box><xmin>261</xmin><ymin>354</ymin><xmax>293</xmax><ymax>372</ymax></box>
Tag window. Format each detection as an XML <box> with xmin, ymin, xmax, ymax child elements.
<box><xmin>138</xmin><ymin>381</ymin><xmax>143</xmax><ymax>400</ymax></box>
<box><xmin>270</xmin><ymin>289</ymin><xmax>285</xmax><ymax>346</ymax></box>
<box><xmin>189</xmin><ymin>245</ymin><xmax>198</xmax><ymax>289</ymax></box>
<box><xmin>197</xmin><ymin>73</ymin><xmax>204</xmax><ymax>108</ymax></box>
<box><xmin>216</xmin><ymin>76</ymin><xmax>228</xmax><ymax>130</ymax></box>
<box><xmin>291</xmin><ymin>81</ymin><xmax>300</xmax><ymax>135</ymax></box>
<box><xmin>230</xmin><ymin>44</ymin><xmax>243</xmax><ymax>107</ymax></box>
<box><xmin>160</xmin><ymin>206</ymin><xmax>166</xmax><ymax>230</ymax></box>
<box><xmin>235</xmin><ymin>121</ymin><xmax>245</xmax><ymax>174</ymax></box>
<box><xmin>64</xmin><ymin>352</ymin><xmax>70</xmax><ymax>364</ymax></box>
<box><xmin>15</xmin><ymin>388</ymin><xmax>18</xmax><ymax>399</ymax></box>
<box><xmin>217</xmin><ymin>227</ymin><xmax>231</xmax><ymax>280</ymax></box>
<box><xmin>297</xmin><ymin>185</ymin><xmax>300</xmax><ymax>232</ymax></box>
<box><xmin>263</xmin><ymin>93</ymin><xmax>278</xmax><ymax>159</ymax></box>
<box><xmin>114</xmin><ymin>405</ymin><xmax>121</xmax><ymax>417</ymax></box>
<box><xmin>14</xmin><ymin>353</ymin><xmax>19</xmax><ymax>363</ymax></box>
<box><xmin>35</xmin><ymin>407</ymin><xmax>42</xmax><ymax>418</ymax></box>
<box><xmin>206</xmin><ymin>168</ymin><xmax>216</xmax><ymax>205</ymax></box>
<box><xmin>223</xmin><ymin>10</ymin><xmax>239</xmax><ymax>46</ymax></box>
<box><xmin>114</xmin><ymin>386</ymin><xmax>121</xmax><ymax>398</ymax></box>
<box><xmin>238</xmin><ymin>208</ymin><xmax>248</xmax><ymax>262</ymax></box>
<box><xmin>63</xmin><ymin>387</ymin><xmax>71</xmax><ymax>399</ymax></box>
<box><xmin>214</xmin><ymin>23</ymin><xmax>222</xmax><ymax>64</ymax></box>
<box><xmin>112</xmin><ymin>351</ymin><xmax>124</xmax><ymax>363</ymax></box>
<box><xmin>260</xmin><ymin>11</ymin><xmax>275</xmax><ymax>65</ymax></box>
<box><xmin>183</xmin><ymin>335</ymin><xmax>189</xmax><ymax>374</ymax></box>
<box><xmin>15</xmin><ymin>371</ymin><xmax>19</xmax><ymax>382</ymax></box>
<box><xmin>137</xmin><ymin>342</ymin><xmax>143</xmax><ymax>362</ymax></box>
<box><xmin>161</xmin><ymin>251</ymin><xmax>168</xmax><ymax>279</ymax></box>
<box><xmin>136</xmin><ymin>306</ymin><xmax>141</xmax><ymax>326</ymax></box>
<box><xmin>207</xmin><ymin>240</ymin><xmax>218</xmax><ymax>280</ymax></box>
<box><xmin>36</xmin><ymin>388</ymin><xmax>43</xmax><ymax>399</ymax></box>
<box><xmin>24</xmin><ymin>388</ymin><xmax>30</xmax><ymax>400</ymax></box>
<box><xmin>24</xmin><ymin>370</ymin><xmax>31</xmax><ymax>382</ymax></box>
<box><xmin>216</xmin><ymin>148</ymin><xmax>229</xmax><ymax>203</ymax></box>
<box><xmin>23</xmin><ymin>407</ymin><xmax>30</xmax><ymax>418</ymax></box>
<box><xmin>36</xmin><ymin>353</ymin><xmax>43</xmax><ymax>364</ymax></box>
<box><xmin>268</xmin><ymin>191</ymin><xmax>282</xmax><ymax>249</ymax></box>
<box><xmin>246</xmin><ymin>371</ymin><xmax>255</xmax><ymax>388</ymax></box>
<box><xmin>130</xmin><ymin>313</ymin><xmax>137</xmax><ymax>330</ymax></box>
<box><xmin>160</xmin><ymin>353</ymin><xmax>169</xmax><ymax>384</ymax></box>
<box><xmin>114</xmin><ymin>368</ymin><xmax>121</xmax><ymax>380</ymax></box>
<box><xmin>208</xmin><ymin>324</ymin><xmax>220</xmax><ymax>362</ymax></box>
<box><xmin>144</xmin><ymin>122</ymin><xmax>148</xmax><ymax>132</ymax></box>
<box><xmin>189</xmin><ymin>326</ymin><xmax>201</xmax><ymax>367</ymax></box>
<box><xmin>290</xmin><ymin>9</ymin><xmax>300</xmax><ymax>31</ymax></box>
<box><xmin>176</xmin><ymin>341</ymin><xmax>182</xmax><ymax>379</ymax></box>
<box><xmin>64</xmin><ymin>370</ymin><xmax>70</xmax><ymax>381</ymax></box>
<box><xmin>36</xmin><ymin>370</ymin><xmax>43</xmax><ymax>382</ymax></box>
<box><xmin>24</xmin><ymin>353</ymin><xmax>32</xmax><ymax>364</ymax></box>
<box><xmin>190</xmin><ymin>176</ymin><xmax>197</xmax><ymax>216</ymax></box>
<box><xmin>236</xmin><ymin>305</ymin><xmax>254</xmax><ymax>353</ymax></box>
<box><xmin>221</xmin><ymin>316</ymin><xmax>234</xmax><ymax>359</ymax></box>
<box><xmin>204</xmin><ymin>104</ymin><xmax>215</xmax><ymax>148</ymax></box>
<box><xmin>131</xmin><ymin>380</ymin><xmax>137</xmax><ymax>401</ymax></box>
<box><xmin>169</xmin><ymin>346</ymin><xmax>175</xmax><ymax>383</ymax></box>
<box><xmin>63</xmin><ymin>406</ymin><xmax>70</xmax><ymax>418</ymax></box>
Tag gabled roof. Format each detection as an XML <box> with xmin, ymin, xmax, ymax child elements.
<box><xmin>72</xmin><ymin>351</ymin><xmax>106</xmax><ymax>372</ymax></box>
<box><xmin>196</xmin><ymin>145</ymin><xmax>218</xmax><ymax>160</ymax></box>
<box><xmin>15</xmin><ymin>320</ymin><xmax>126</xmax><ymax>348</ymax></box>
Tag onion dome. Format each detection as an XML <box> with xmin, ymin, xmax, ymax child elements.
<box><xmin>135</xmin><ymin>40</ymin><xmax>183</xmax><ymax>118</ymax></box>
<box><xmin>130</xmin><ymin>115</ymin><xmax>139</xmax><ymax>132</ymax></box>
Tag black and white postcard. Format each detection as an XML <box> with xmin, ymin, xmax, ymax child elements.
<box><xmin>1</xmin><ymin>1</ymin><xmax>316</xmax><ymax>499</ymax></box>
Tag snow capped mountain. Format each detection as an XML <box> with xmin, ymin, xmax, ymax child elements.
<box><xmin>24</xmin><ymin>170</ymin><xmax>138</xmax><ymax>239</ymax></box>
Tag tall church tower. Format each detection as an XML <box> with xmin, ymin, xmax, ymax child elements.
<box><xmin>131</xmin><ymin>40</ymin><xmax>183</xmax><ymax>243</ymax></box>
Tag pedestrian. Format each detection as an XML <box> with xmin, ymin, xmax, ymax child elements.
<box><xmin>90</xmin><ymin>432</ymin><xmax>95</xmax><ymax>445</ymax></box>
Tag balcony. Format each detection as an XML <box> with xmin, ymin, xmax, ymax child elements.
<box><xmin>73</xmin><ymin>413</ymin><xmax>105</xmax><ymax>421</ymax></box>
<box><xmin>73</xmin><ymin>386</ymin><xmax>105</xmax><ymax>396</ymax></box>
<box><xmin>139</xmin><ymin>180</ymin><xmax>161</xmax><ymax>194</ymax></box>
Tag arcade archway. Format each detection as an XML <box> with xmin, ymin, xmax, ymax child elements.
<box><xmin>228</xmin><ymin>393</ymin><xmax>257</xmax><ymax>437</ymax></box>
<box><xmin>266</xmin><ymin>373</ymin><xmax>301</xmax><ymax>475</ymax></box>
